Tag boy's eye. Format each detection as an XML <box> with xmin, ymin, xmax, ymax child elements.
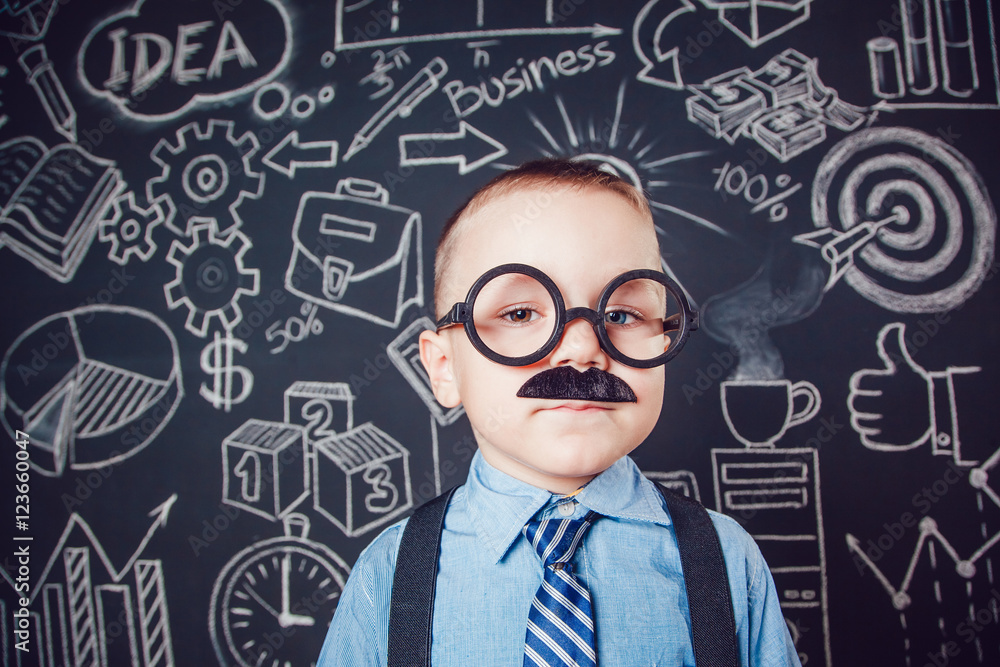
<box><xmin>604</xmin><ymin>310</ymin><xmax>636</xmax><ymax>325</ymax></box>
<box><xmin>501</xmin><ymin>307</ymin><xmax>538</xmax><ymax>324</ymax></box>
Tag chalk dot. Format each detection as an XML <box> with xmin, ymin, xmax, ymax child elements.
<box><xmin>919</xmin><ymin>516</ymin><xmax>938</xmax><ymax>532</ymax></box>
<box><xmin>253</xmin><ymin>82</ymin><xmax>290</xmax><ymax>121</ymax></box>
<box><xmin>892</xmin><ymin>592</ymin><xmax>911</xmax><ymax>610</ymax></box>
<box><xmin>292</xmin><ymin>94</ymin><xmax>317</xmax><ymax>119</ymax></box>
<box><xmin>956</xmin><ymin>560</ymin><xmax>976</xmax><ymax>578</ymax></box>
<box><xmin>120</xmin><ymin>219</ymin><xmax>141</xmax><ymax>242</ymax></box>
<box><xmin>969</xmin><ymin>468</ymin><xmax>988</xmax><ymax>489</ymax></box>
<box><xmin>891</xmin><ymin>204</ymin><xmax>911</xmax><ymax>226</ymax></box>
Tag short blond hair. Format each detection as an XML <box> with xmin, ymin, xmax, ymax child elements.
<box><xmin>433</xmin><ymin>158</ymin><xmax>654</xmax><ymax>316</ymax></box>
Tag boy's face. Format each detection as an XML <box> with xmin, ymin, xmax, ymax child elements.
<box><xmin>420</xmin><ymin>184</ymin><xmax>666</xmax><ymax>494</ymax></box>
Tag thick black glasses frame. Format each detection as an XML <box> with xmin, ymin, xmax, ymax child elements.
<box><xmin>435</xmin><ymin>263</ymin><xmax>700</xmax><ymax>368</ymax></box>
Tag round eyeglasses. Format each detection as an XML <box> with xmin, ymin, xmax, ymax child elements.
<box><xmin>435</xmin><ymin>263</ymin><xmax>700</xmax><ymax>368</ymax></box>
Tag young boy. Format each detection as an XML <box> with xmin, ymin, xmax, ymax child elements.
<box><xmin>318</xmin><ymin>159</ymin><xmax>801</xmax><ymax>665</ymax></box>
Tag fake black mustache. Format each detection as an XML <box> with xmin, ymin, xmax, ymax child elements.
<box><xmin>516</xmin><ymin>367</ymin><xmax>637</xmax><ymax>403</ymax></box>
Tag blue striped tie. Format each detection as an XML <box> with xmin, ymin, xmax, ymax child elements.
<box><xmin>522</xmin><ymin>511</ymin><xmax>600</xmax><ymax>667</ymax></box>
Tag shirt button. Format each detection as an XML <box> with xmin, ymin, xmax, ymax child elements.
<box><xmin>558</xmin><ymin>501</ymin><xmax>576</xmax><ymax>517</ymax></box>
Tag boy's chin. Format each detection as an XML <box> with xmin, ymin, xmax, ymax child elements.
<box><xmin>527</xmin><ymin>439</ymin><xmax>634</xmax><ymax>477</ymax></box>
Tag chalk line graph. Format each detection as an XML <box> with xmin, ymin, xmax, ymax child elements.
<box><xmin>847</xmin><ymin>447</ymin><xmax>1000</xmax><ymax>611</ymax></box>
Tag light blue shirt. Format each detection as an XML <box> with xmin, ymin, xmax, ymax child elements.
<box><xmin>319</xmin><ymin>451</ymin><xmax>802</xmax><ymax>666</ymax></box>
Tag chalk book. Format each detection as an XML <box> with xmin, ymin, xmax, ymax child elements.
<box><xmin>0</xmin><ymin>135</ymin><xmax>123</xmax><ymax>282</ymax></box>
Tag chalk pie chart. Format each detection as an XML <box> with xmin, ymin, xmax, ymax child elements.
<box><xmin>1</xmin><ymin>305</ymin><xmax>183</xmax><ymax>476</ymax></box>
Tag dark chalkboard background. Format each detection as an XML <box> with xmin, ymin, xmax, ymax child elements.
<box><xmin>1</xmin><ymin>0</ymin><xmax>999</xmax><ymax>664</ymax></box>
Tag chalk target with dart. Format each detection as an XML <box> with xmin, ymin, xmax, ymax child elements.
<box><xmin>795</xmin><ymin>127</ymin><xmax>996</xmax><ymax>313</ymax></box>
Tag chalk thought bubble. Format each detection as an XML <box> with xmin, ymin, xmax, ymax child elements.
<box><xmin>77</xmin><ymin>0</ymin><xmax>292</xmax><ymax>121</ymax></box>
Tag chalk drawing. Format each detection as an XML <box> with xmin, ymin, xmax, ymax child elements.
<box><xmin>334</xmin><ymin>0</ymin><xmax>621</xmax><ymax>51</ymax></box>
<box><xmin>632</xmin><ymin>0</ymin><xmax>695</xmax><ymax>90</ymax></box>
<box><xmin>215</xmin><ymin>379</ymin><xmax>413</xmax><ymax>538</ymax></box>
<box><xmin>285</xmin><ymin>178</ymin><xmax>423</xmax><ymax>329</ymax></box>
<box><xmin>869</xmin><ymin>0</ymin><xmax>1000</xmax><ymax>108</ymax></box>
<box><xmin>209</xmin><ymin>514</ymin><xmax>350</xmax><ymax>667</ymax></box>
<box><xmin>252</xmin><ymin>81</ymin><xmax>291</xmax><ymax>120</ymax></box>
<box><xmin>284</xmin><ymin>381</ymin><xmax>354</xmax><ymax>441</ymax></box>
<box><xmin>387</xmin><ymin>317</ymin><xmax>465</xmax><ymax>427</ymax></box>
<box><xmin>222</xmin><ymin>419</ymin><xmax>310</xmax><ymax>521</ymax></box>
<box><xmin>800</xmin><ymin>126</ymin><xmax>996</xmax><ymax>313</ymax></box>
<box><xmin>847</xmin><ymin>445</ymin><xmax>1000</xmax><ymax>662</ymax></box>
<box><xmin>644</xmin><ymin>469</ymin><xmax>702</xmax><ymax>501</ymax></box>
<box><xmin>164</xmin><ymin>221</ymin><xmax>260</xmax><ymax>337</ymax></box>
<box><xmin>360</xmin><ymin>47</ymin><xmax>412</xmax><ymax>99</ymax></box>
<box><xmin>266</xmin><ymin>302</ymin><xmax>325</xmax><ymax>355</ymax></box>
<box><xmin>0</xmin><ymin>306</ymin><xmax>182</xmax><ymax>477</ymax></box>
<box><xmin>848</xmin><ymin>322</ymin><xmax>981</xmax><ymax>463</ymax></box>
<box><xmin>343</xmin><ymin>57</ymin><xmax>448</xmax><ymax>161</ymax></box>
<box><xmin>262</xmin><ymin>131</ymin><xmax>338</xmax><ymax>179</ymax></box>
<box><xmin>0</xmin><ymin>0</ymin><xmax>59</xmax><ymax>41</ymax></box>
<box><xmin>522</xmin><ymin>82</ymin><xmax>730</xmax><ymax>238</ymax></box>
<box><xmin>98</xmin><ymin>191</ymin><xmax>164</xmax><ymax>265</ymax></box>
<box><xmin>685</xmin><ymin>49</ymin><xmax>868</xmax><ymax>162</ymax></box>
<box><xmin>633</xmin><ymin>0</ymin><xmax>816</xmax><ymax>90</ymax></box>
<box><xmin>713</xmin><ymin>447</ymin><xmax>830</xmax><ymax>666</ymax></box>
<box><xmin>147</xmin><ymin>119</ymin><xmax>264</xmax><ymax>237</ymax></box>
<box><xmin>721</xmin><ymin>379</ymin><xmax>822</xmax><ymax>448</ymax></box>
<box><xmin>199</xmin><ymin>330</ymin><xmax>254</xmax><ymax>413</ymax></box>
<box><xmin>0</xmin><ymin>65</ymin><xmax>7</xmax><ymax>132</ymax></box>
<box><xmin>18</xmin><ymin>43</ymin><xmax>77</xmax><ymax>143</ymax></box>
<box><xmin>77</xmin><ymin>0</ymin><xmax>292</xmax><ymax>121</ymax></box>
<box><xmin>712</xmin><ymin>161</ymin><xmax>803</xmax><ymax>222</ymax></box>
<box><xmin>0</xmin><ymin>135</ymin><xmax>123</xmax><ymax>283</ymax></box>
<box><xmin>312</xmin><ymin>422</ymin><xmax>414</xmax><ymax>537</ymax></box>
<box><xmin>0</xmin><ymin>496</ymin><xmax>178</xmax><ymax>666</ymax></box>
<box><xmin>868</xmin><ymin>37</ymin><xmax>907</xmax><ymax>99</ymax></box>
<box><xmin>397</xmin><ymin>121</ymin><xmax>507</xmax><ymax>174</ymax></box>
<box><xmin>699</xmin><ymin>0</ymin><xmax>814</xmax><ymax>47</ymax></box>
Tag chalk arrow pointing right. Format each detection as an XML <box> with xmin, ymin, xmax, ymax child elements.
<box><xmin>398</xmin><ymin>122</ymin><xmax>507</xmax><ymax>175</ymax></box>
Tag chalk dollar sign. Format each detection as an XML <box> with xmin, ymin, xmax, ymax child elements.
<box><xmin>200</xmin><ymin>331</ymin><xmax>254</xmax><ymax>412</ymax></box>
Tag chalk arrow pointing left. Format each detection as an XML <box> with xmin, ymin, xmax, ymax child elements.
<box><xmin>398</xmin><ymin>122</ymin><xmax>507</xmax><ymax>175</ymax></box>
<box><xmin>263</xmin><ymin>131</ymin><xmax>339</xmax><ymax>178</ymax></box>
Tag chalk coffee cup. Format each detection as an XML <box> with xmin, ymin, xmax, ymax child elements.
<box><xmin>721</xmin><ymin>379</ymin><xmax>821</xmax><ymax>448</ymax></box>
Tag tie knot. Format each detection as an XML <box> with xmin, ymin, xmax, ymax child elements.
<box><xmin>523</xmin><ymin>511</ymin><xmax>598</xmax><ymax>568</ymax></box>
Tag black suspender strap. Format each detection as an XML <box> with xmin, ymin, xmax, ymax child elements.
<box><xmin>387</xmin><ymin>487</ymin><xmax>456</xmax><ymax>667</ymax></box>
<box><xmin>387</xmin><ymin>484</ymin><xmax>739</xmax><ymax>667</ymax></box>
<box><xmin>655</xmin><ymin>483</ymin><xmax>740</xmax><ymax>667</ymax></box>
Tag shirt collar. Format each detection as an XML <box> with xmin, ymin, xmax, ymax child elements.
<box><xmin>464</xmin><ymin>451</ymin><xmax>671</xmax><ymax>564</ymax></box>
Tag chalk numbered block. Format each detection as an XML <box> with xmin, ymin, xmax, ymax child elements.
<box><xmin>222</xmin><ymin>419</ymin><xmax>309</xmax><ymax>521</ymax></box>
<box><xmin>283</xmin><ymin>380</ymin><xmax>354</xmax><ymax>443</ymax></box>
<box><xmin>312</xmin><ymin>422</ymin><xmax>413</xmax><ymax>537</ymax></box>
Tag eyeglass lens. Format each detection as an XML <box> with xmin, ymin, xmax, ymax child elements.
<box><xmin>472</xmin><ymin>272</ymin><xmax>558</xmax><ymax>359</ymax></box>
<box><xmin>470</xmin><ymin>272</ymin><xmax>676</xmax><ymax>363</ymax></box>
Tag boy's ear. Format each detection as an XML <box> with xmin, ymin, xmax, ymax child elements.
<box><xmin>418</xmin><ymin>329</ymin><xmax>462</xmax><ymax>408</ymax></box>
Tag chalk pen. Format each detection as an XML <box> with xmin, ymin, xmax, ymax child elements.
<box><xmin>18</xmin><ymin>44</ymin><xmax>78</xmax><ymax>144</ymax></box>
<box><xmin>344</xmin><ymin>56</ymin><xmax>448</xmax><ymax>161</ymax></box>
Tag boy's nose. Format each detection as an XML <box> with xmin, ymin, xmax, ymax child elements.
<box><xmin>549</xmin><ymin>318</ymin><xmax>609</xmax><ymax>371</ymax></box>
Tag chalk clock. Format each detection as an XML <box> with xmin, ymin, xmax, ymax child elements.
<box><xmin>210</xmin><ymin>514</ymin><xmax>351</xmax><ymax>666</ymax></box>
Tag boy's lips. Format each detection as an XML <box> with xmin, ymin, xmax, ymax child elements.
<box><xmin>516</xmin><ymin>366</ymin><xmax>637</xmax><ymax>403</ymax></box>
<box><xmin>539</xmin><ymin>400</ymin><xmax>614</xmax><ymax>413</ymax></box>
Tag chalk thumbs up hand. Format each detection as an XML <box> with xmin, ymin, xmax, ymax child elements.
<box><xmin>848</xmin><ymin>322</ymin><xmax>981</xmax><ymax>453</ymax></box>
<box><xmin>848</xmin><ymin>323</ymin><xmax>934</xmax><ymax>451</ymax></box>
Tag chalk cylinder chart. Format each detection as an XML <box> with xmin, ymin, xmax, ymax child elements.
<box><xmin>1</xmin><ymin>1</ymin><xmax>999</xmax><ymax>665</ymax></box>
